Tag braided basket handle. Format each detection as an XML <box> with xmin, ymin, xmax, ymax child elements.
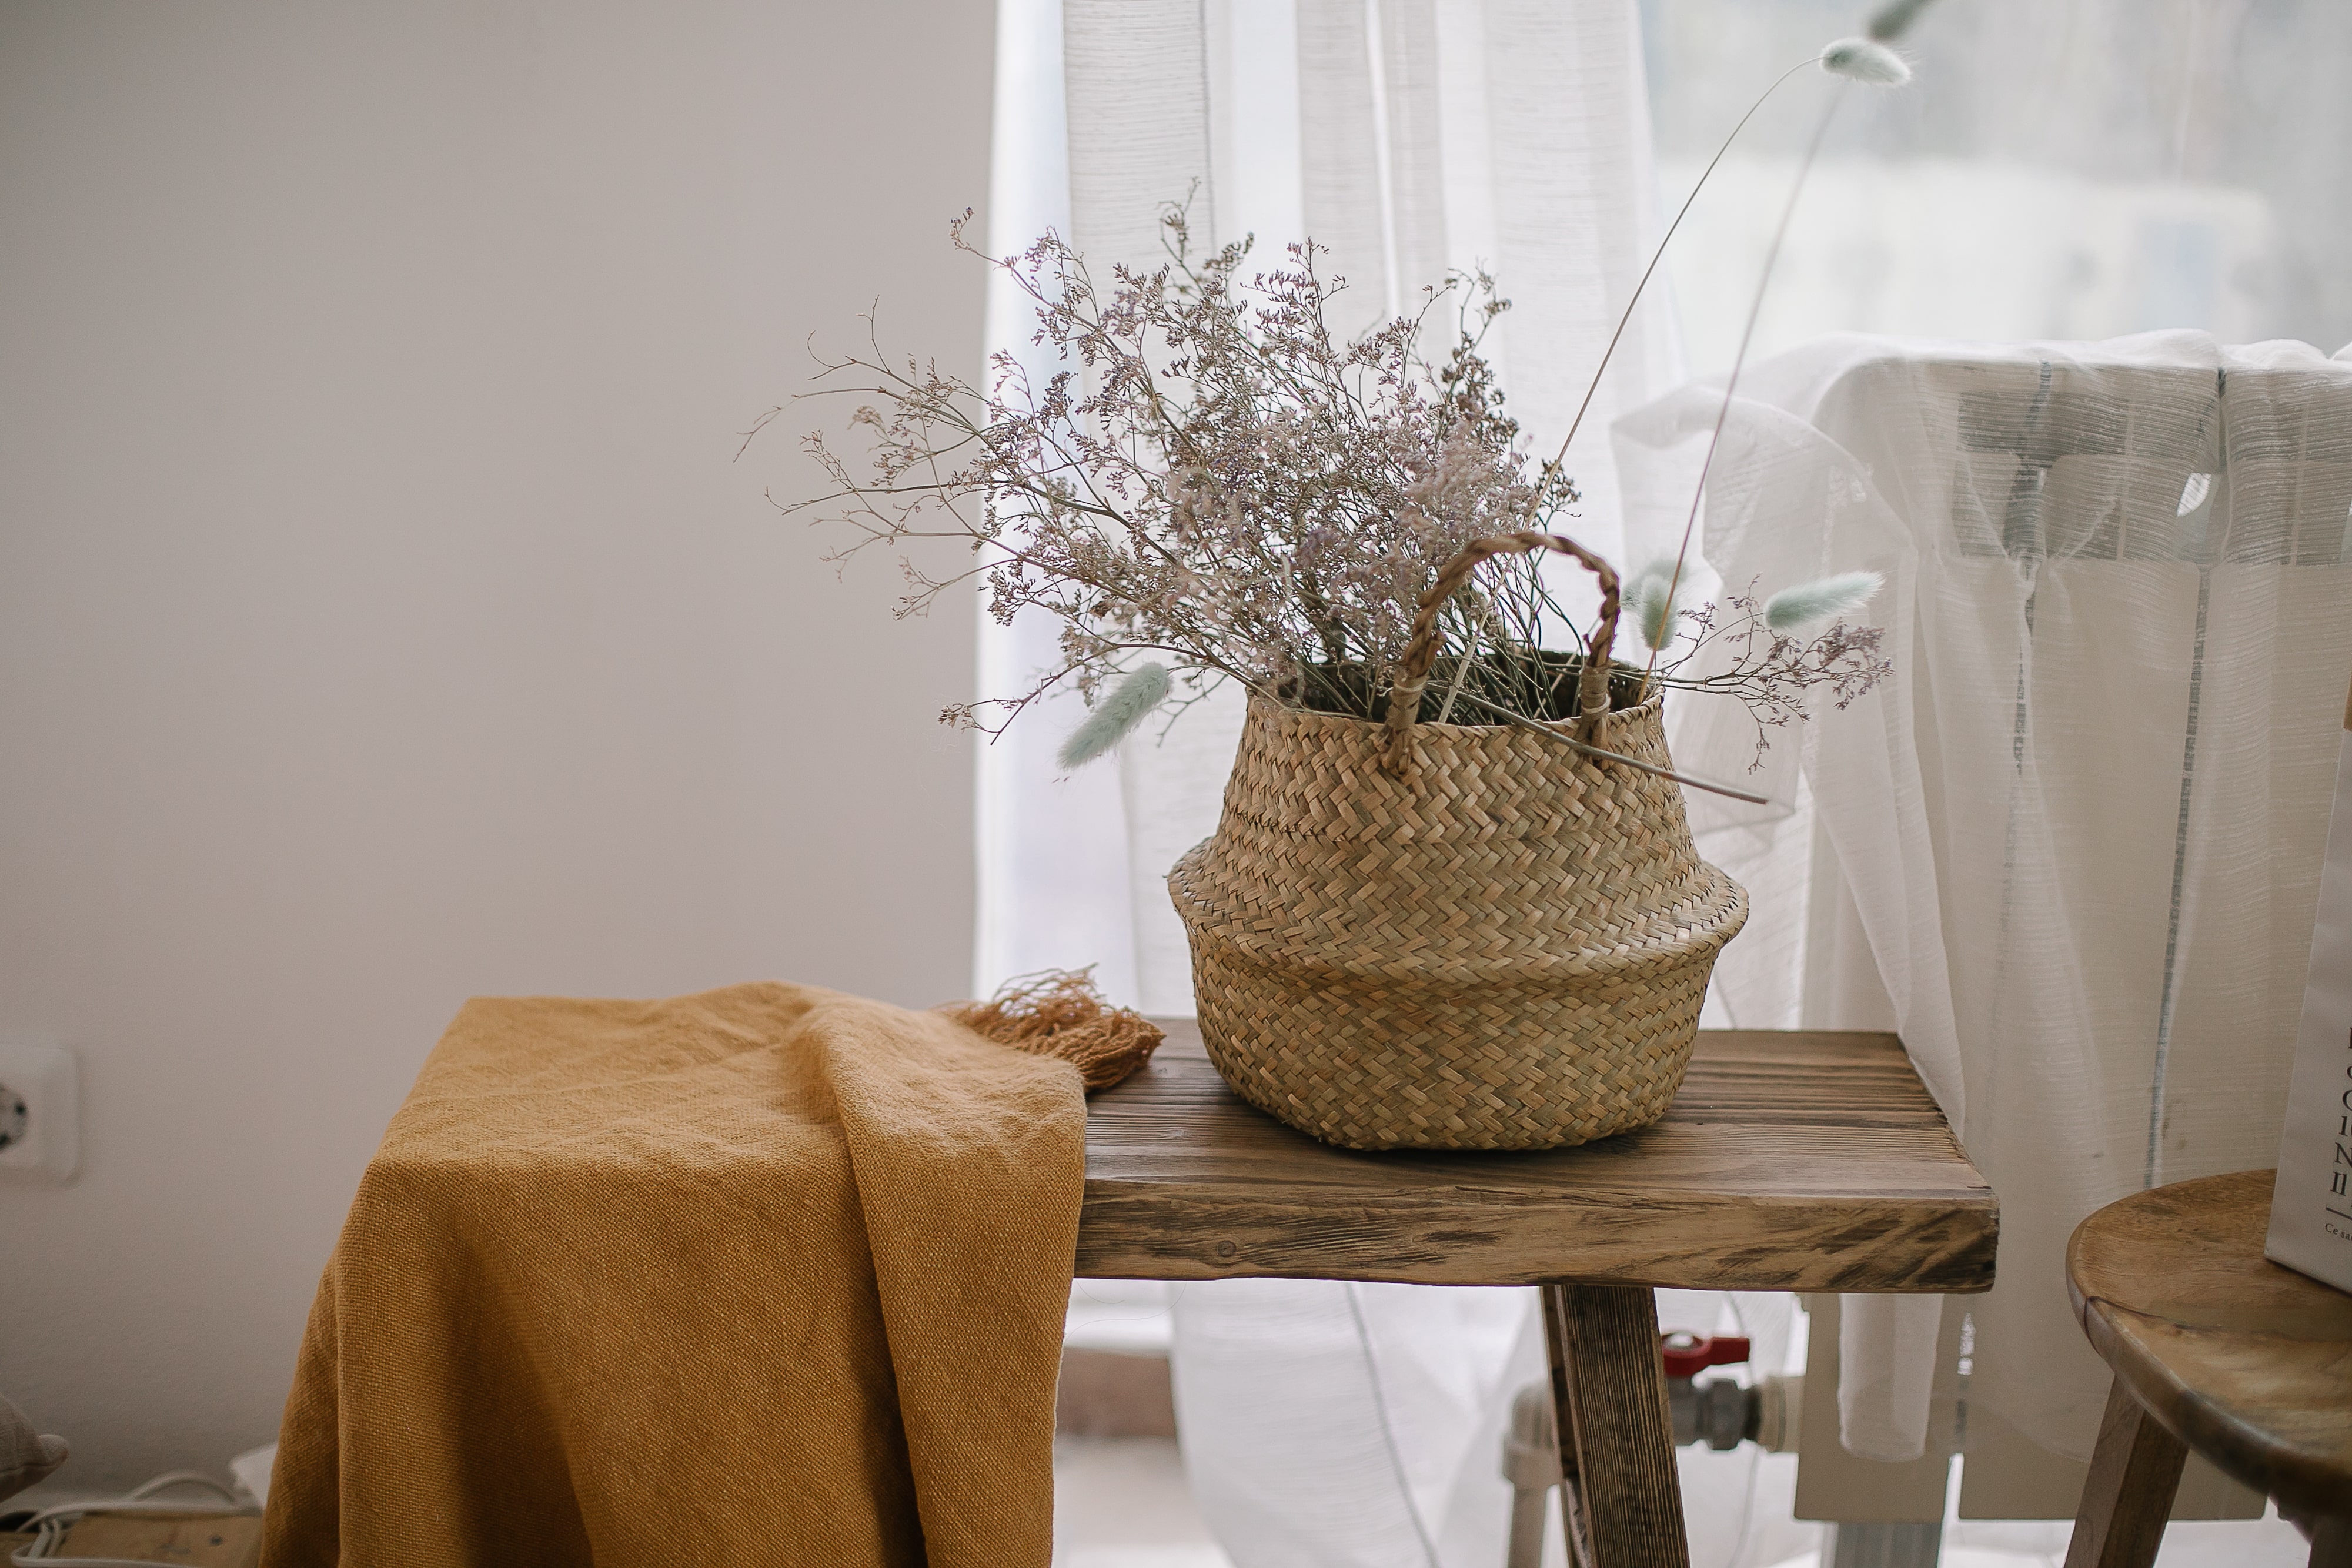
<box><xmin>1379</xmin><ymin>531</ymin><xmax>1622</xmax><ymax>776</ymax></box>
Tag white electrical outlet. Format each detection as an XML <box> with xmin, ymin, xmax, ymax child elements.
<box><xmin>0</xmin><ymin>1039</ymin><xmax>79</xmax><ymax>1183</ymax></box>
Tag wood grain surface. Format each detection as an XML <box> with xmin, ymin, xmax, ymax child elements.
<box><xmin>1546</xmin><ymin>1283</ymin><xmax>1691</xmax><ymax>1568</ymax></box>
<box><xmin>2067</xmin><ymin>1168</ymin><xmax>2352</xmax><ymax>1518</ymax></box>
<box><xmin>2063</xmin><ymin>1376</ymin><xmax>2190</xmax><ymax>1568</ymax></box>
<box><xmin>1075</xmin><ymin>1023</ymin><xmax>1997</xmax><ymax>1292</ymax></box>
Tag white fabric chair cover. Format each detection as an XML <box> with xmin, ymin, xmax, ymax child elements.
<box><xmin>1615</xmin><ymin>329</ymin><xmax>2352</xmax><ymax>1461</ymax></box>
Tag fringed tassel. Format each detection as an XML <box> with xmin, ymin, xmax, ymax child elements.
<box><xmin>940</xmin><ymin>968</ymin><xmax>1164</xmax><ymax>1093</ymax></box>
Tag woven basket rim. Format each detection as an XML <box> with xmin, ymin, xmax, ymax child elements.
<box><xmin>1257</xmin><ymin>679</ymin><xmax>1663</xmax><ymax>741</ymax></box>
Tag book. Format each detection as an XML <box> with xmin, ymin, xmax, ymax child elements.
<box><xmin>2266</xmin><ymin>677</ymin><xmax>2352</xmax><ymax>1293</ymax></box>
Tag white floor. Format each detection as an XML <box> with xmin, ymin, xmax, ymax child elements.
<box><xmin>1052</xmin><ymin>1436</ymin><xmax>2314</xmax><ymax>1568</ymax></box>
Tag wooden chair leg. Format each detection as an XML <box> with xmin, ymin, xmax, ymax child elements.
<box><xmin>2308</xmin><ymin>1514</ymin><xmax>2352</xmax><ymax>1568</ymax></box>
<box><xmin>2064</xmin><ymin>1374</ymin><xmax>2187</xmax><ymax>1568</ymax></box>
<box><xmin>1542</xmin><ymin>1283</ymin><xmax>1689</xmax><ymax>1568</ymax></box>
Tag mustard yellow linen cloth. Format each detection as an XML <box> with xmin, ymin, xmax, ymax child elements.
<box><xmin>261</xmin><ymin>981</ymin><xmax>1084</xmax><ymax>1567</ymax></box>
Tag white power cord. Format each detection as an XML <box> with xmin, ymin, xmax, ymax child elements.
<box><xmin>8</xmin><ymin>1471</ymin><xmax>255</xmax><ymax>1568</ymax></box>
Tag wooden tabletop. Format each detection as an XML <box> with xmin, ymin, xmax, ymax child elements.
<box><xmin>1075</xmin><ymin>1022</ymin><xmax>1997</xmax><ymax>1293</ymax></box>
<box><xmin>2068</xmin><ymin>1169</ymin><xmax>2352</xmax><ymax>1517</ymax></box>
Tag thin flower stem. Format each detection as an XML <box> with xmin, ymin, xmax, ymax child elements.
<box><xmin>1434</xmin><ymin>613</ymin><xmax>1482</xmax><ymax>724</ymax></box>
<box><xmin>1448</xmin><ymin>690</ymin><xmax>1769</xmax><ymax>804</ymax></box>
<box><xmin>1541</xmin><ymin>55</ymin><xmax>1819</xmax><ymax>488</ymax></box>
<box><xmin>1643</xmin><ymin>80</ymin><xmax>1849</xmax><ymax>694</ymax></box>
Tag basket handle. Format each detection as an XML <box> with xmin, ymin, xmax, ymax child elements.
<box><xmin>1380</xmin><ymin>531</ymin><xmax>1621</xmax><ymax>775</ymax></box>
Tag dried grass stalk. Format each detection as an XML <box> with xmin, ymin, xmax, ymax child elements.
<box><xmin>940</xmin><ymin>968</ymin><xmax>1165</xmax><ymax>1093</ymax></box>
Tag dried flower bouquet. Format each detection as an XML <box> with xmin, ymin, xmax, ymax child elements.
<box><xmin>784</xmin><ymin>208</ymin><xmax>1888</xmax><ymax>781</ymax></box>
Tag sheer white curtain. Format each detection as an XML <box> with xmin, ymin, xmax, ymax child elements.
<box><xmin>978</xmin><ymin>0</ymin><xmax>1678</xmax><ymax>1012</ymax></box>
<box><xmin>980</xmin><ymin>4</ymin><xmax>1679</xmax><ymax>1564</ymax></box>
<box><xmin>1618</xmin><ymin>0</ymin><xmax>2352</xmax><ymax>1495</ymax></box>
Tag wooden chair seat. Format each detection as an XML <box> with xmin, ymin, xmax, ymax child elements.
<box><xmin>2065</xmin><ymin>1169</ymin><xmax>2352</xmax><ymax>1567</ymax></box>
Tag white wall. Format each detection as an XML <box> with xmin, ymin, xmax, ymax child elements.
<box><xmin>0</xmin><ymin>0</ymin><xmax>991</xmax><ymax>1486</ymax></box>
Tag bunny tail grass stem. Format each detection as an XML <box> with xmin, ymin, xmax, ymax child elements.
<box><xmin>1057</xmin><ymin>663</ymin><xmax>1171</xmax><ymax>770</ymax></box>
<box><xmin>1820</xmin><ymin>37</ymin><xmax>1912</xmax><ymax>85</ymax></box>
<box><xmin>1642</xmin><ymin>81</ymin><xmax>1850</xmax><ymax>696</ymax></box>
<box><xmin>1448</xmin><ymin>690</ymin><xmax>1770</xmax><ymax>805</ymax></box>
<box><xmin>1541</xmin><ymin>55</ymin><xmax>1820</xmax><ymax>486</ymax></box>
<box><xmin>1625</xmin><ymin>557</ymin><xmax>1683</xmax><ymax>651</ymax></box>
<box><xmin>1766</xmin><ymin>570</ymin><xmax>1885</xmax><ymax>631</ymax></box>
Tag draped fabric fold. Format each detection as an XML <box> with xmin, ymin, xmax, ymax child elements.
<box><xmin>262</xmin><ymin>985</ymin><xmax>1084</xmax><ymax>1568</ymax></box>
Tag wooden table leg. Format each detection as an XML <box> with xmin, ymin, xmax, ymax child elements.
<box><xmin>2064</xmin><ymin>1374</ymin><xmax>2187</xmax><ymax>1568</ymax></box>
<box><xmin>1542</xmin><ymin>1283</ymin><xmax>1689</xmax><ymax>1568</ymax></box>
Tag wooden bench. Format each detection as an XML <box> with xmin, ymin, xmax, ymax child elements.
<box><xmin>1076</xmin><ymin>1022</ymin><xmax>1999</xmax><ymax>1568</ymax></box>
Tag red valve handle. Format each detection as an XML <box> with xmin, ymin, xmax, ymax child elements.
<box><xmin>1659</xmin><ymin>1333</ymin><xmax>1751</xmax><ymax>1380</ymax></box>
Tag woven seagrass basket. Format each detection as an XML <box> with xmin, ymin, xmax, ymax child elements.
<box><xmin>1167</xmin><ymin>532</ymin><xmax>1749</xmax><ymax>1151</ymax></box>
